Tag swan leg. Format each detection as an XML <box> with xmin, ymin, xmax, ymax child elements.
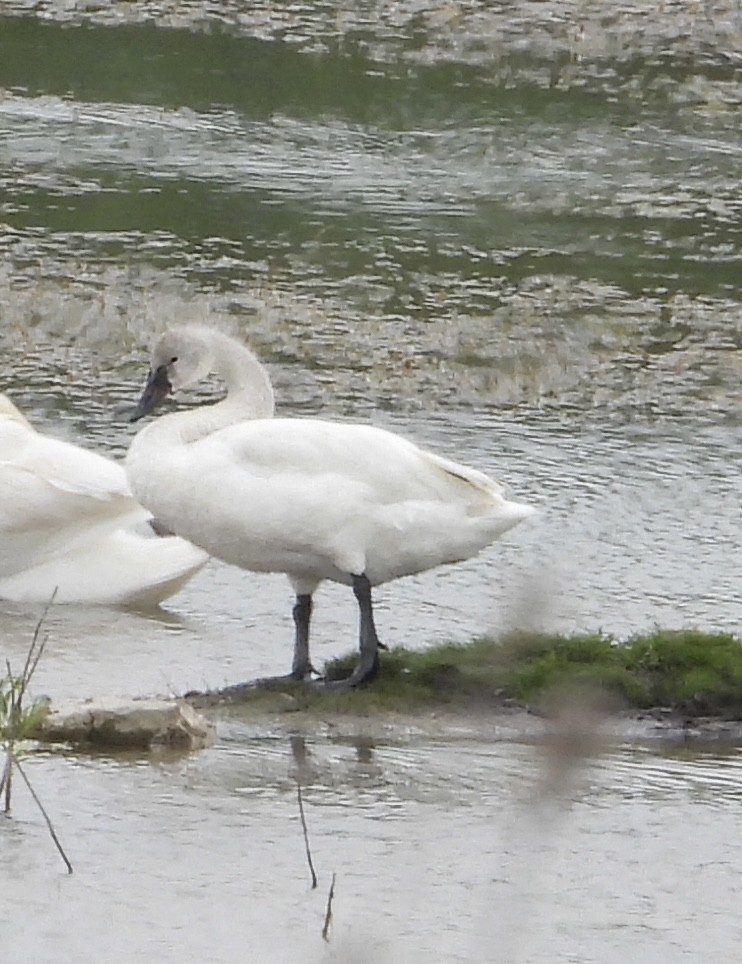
<box><xmin>196</xmin><ymin>593</ymin><xmax>315</xmax><ymax>699</ymax></box>
<box><xmin>353</xmin><ymin>573</ymin><xmax>381</xmax><ymax>674</ymax></box>
<box><xmin>291</xmin><ymin>593</ymin><xmax>315</xmax><ymax>679</ymax></box>
<box><xmin>323</xmin><ymin>573</ymin><xmax>381</xmax><ymax>690</ymax></box>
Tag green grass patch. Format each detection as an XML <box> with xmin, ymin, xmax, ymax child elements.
<box><xmin>624</xmin><ymin>630</ymin><xmax>742</xmax><ymax>713</ymax></box>
<box><xmin>1</xmin><ymin>596</ymin><xmax>73</xmax><ymax>873</ymax></box>
<box><xmin>0</xmin><ymin>673</ymin><xmax>51</xmax><ymax>745</ymax></box>
<box><xmin>319</xmin><ymin>629</ymin><xmax>742</xmax><ymax>716</ymax></box>
<box><xmin>204</xmin><ymin>629</ymin><xmax>742</xmax><ymax>718</ymax></box>
<box><xmin>317</xmin><ymin>631</ymin><xmax>643</xmax><ymax>713</ymax></box>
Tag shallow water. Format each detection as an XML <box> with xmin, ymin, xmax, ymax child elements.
<box><xmin>1</xmin><ymin>2</ymin><xmax>742</xmax><ymax>960</ymax></box>
<box><xmin>6</xmin><ymin>730</ymin><xmax>742</xmax><ymax>963</ymax></box>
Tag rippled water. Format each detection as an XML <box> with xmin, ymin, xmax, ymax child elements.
<box><xmin>1</xmin><ymin>2</ymin><xmax>742</xmax><ymax>961</ymax></box>
<box><xmin>6</xmin><ymin>728</ymin><xmax>742</xmax><ymax>963</ymax></box>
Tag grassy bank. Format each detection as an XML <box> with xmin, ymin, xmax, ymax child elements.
<box><xmin>215</xmin><ymin>629</ymin><xmax>742</xmax><ymax>719</ymax></box>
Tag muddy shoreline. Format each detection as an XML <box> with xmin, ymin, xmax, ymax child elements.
<box><xmin>32</xmin><ymin>689</ymin><xmax>742</xmax><ymax>752</ymax></box>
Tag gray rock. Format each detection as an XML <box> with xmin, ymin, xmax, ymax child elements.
<box><xmin>37</xmin><ymin>697</ymin><xmax>215</xmax><ymax>751</ymax></box>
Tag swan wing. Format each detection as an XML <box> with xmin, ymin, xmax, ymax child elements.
<box><xmin>0</xmin><ymin>412</ymin><xmax>144</xmax><ymax>576</ymax></box>
<box><xmin>0</xmin><ymin>529</ymin><xmax>208</xmax><ymax>606</ymax></box>
<box><xmin>0</xmin><ymin>415</ymin><xmax>132</xmax><ymax>501</ymax></box>
<box><xmin>207</xmin><ymin>418</ymin><xmax>507</xmax><ymax>507</ymax></box>
<box><xmin>0</xmin><ymin>402</ymin><xmax>208</xmax><ymax>604</ymax></box>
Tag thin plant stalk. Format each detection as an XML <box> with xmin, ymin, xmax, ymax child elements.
<box><xmin>16</xmin><ymin>590</ymin><xmax>56</xmax><ymax>705</ymax></box>
<box><xmin>1</xmin><ymin>752</ymin><xmax>12</xmax><ymax>813</ymax></box>
<box><xmin>297</xmin><ymin>781</ymin><xmax>318</xmax><ymax>889</ymax></box>
<box><xmin>13</xmin><ymin>756</ymin><xmax>72</xmax><ymax>874</ymax></box>
<box><xmin>1</xmin><ymin>590</ymin><xmax>72</xmax><ymax>872</ymax></box>
<box><xmin>322</xmin><ymin>873</ymin><xmax>336</xmax><ymax>942</ymax></box>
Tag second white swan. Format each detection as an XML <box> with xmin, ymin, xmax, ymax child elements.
<box><xmin>126</xmin><ymin>325</ymin><xmax>535</xmax><ymax>688</ymax></box>
<box><xmin>0</xmin><ymin>393</ymin><xmax>208</xmax><ymax>607</ymax></box>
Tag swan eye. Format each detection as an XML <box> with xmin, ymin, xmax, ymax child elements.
<box><xmin>169</xmin><ymin>356</ymin><xmax>178</xmax><ymax>365</ymax></box>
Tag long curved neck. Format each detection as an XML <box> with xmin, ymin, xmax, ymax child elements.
<box><xmin>205</xmin><ymin>328</ymin><xmax>275</xmax><ymax>423</ymax></box>
<box><xmin>169</xmin><ymin>328</ymin><xmax>275</xmax><ymax>443</ymax></box>
<box><xmin>131</xmin><ymin>329</ymin><xmax>275</xmax><ymax>453</ymax></box>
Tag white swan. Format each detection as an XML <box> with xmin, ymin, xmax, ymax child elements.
<box><xmin>126</xmin><ymin>325</ymin><xmax>535</xmax><ymax>688</ymax></box>
<box><xmin>0</xmin><ymin>393</ymin><xmax>208</xmax><ymax>607</ymax></box>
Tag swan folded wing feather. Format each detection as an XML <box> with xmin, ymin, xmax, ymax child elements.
<box><xmin>0</xmin><ymin>395</ymin><xmax>32</xmax><ymax>427</ymax></box>
<box><xmin>0</xmin><ymin>398</ymin><xmax>207</xmax><ymax>605</ymax></box>
<box><xmin>0</xmin><ymin>529</ymin><xmax>208</xmax><ymax>605</ymax></box>
<box><xmin>0</xmin><ymin>420</ymin><xmax>146</xmax><ymax>576</ymax></box>
<box><xmin>16</xmin><ymin>439</ymin><xmax>132</xmax><ymax>502</ymax></box>
<box><xmin>173</xmin><ymin>464</ymin><xmax>526</xmax><ymax>587</ymax></box>
<box><xmin>1</xmin><ymin>412</ymin><xmax>133</xmax><ymax>502</ymax></box>
<box><xmin>0</xmin><ymin>463</ymin><xmax>146</xmax><ymax>577</ymax></box>
<box><xmin>417</xmin><ymin>449</ymin><xmax>508</xmax><ymax>507</ymax></box>
<box><xmin>204</xmin><ymin>417</ymin><xmax>508</xmax><ymax>510</ymax></box>
<box><xmin>0</xmin><ymin>462</ymin><xmax>138</xmax><ymax>529</ymax></box>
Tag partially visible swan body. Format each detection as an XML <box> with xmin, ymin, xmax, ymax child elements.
<box><xmin>0</xmin><ymin>394</ymin><xmax>208</xmax><ymax>606</ymax></box>
<box><xmin>126</xmin><ymin>325</ymin><xmax>535</xmax><ymax>688</ymax></box>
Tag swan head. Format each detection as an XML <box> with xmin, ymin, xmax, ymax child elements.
<box><xmin>129</xmin><ymin>327</ymin><xmax>215</xmax><ymax>422</ymax></box>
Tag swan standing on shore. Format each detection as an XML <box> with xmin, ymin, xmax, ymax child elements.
<box><xmin>0</xmin><ymin>394</ymin><xmax>208</xmax><ymax>606</ymax></box>
<box><xmin>126</xmin><ymin>325</ymin><xmax>534</xmax><ymax>688</ymax></box>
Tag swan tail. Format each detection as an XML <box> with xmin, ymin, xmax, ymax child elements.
<box><xmin>482</xmin><ymin>499</ymin><xmax>537</xmax><ymax>539</ymax></box>
<box><xmin>424</xmin><ymin>450</ymin><xmax>507</xmax><ymax>499</ymax></box>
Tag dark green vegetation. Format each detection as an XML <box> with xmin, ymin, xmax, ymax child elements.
<box><xmin>1</xmin><ymin>611</ymin><xmax>53</xmax><ymax>811</ymax></box>
<box><xmin>213</xmin><ymin>630</ymin><xmax>742</xmax><ymax>719</ymax></box>
<box><xmin>1</xmin><ymin>600</ymin><xmax>72</xmax><ymax>873</ymax></box>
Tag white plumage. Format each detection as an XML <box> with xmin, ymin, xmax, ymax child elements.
<box><xmin>126</xmin><ymin>325</ymin><xmax>534</xmax><ymax>687</ymax></box>
<box><xmin>0</xmin><ymin>394</ymin><xmax>208</xmax><ymax>606</ymax></box>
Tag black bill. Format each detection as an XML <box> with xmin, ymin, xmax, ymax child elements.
<box><xmin>129</xmin><ymin>365</ymin><xmax>173</xmax><ymax>422</ymax></box>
